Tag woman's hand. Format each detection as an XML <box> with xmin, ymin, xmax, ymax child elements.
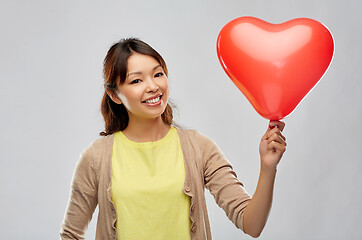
<box><xmin>259</xmin><ymin>121</ymin><xmax>287</xmax><ymax>172</ymax></box>
<box><xmin>244</xmin><ymin>120</ymin><xmax>287</xmax><ymax>237</ymax></box>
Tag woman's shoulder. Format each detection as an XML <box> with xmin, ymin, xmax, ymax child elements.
<box><xmin>73</xmin><ymin>134</ymin><xmax>115</xmax><ymax>178</ymax></box>
<box><xmin>176</xmin><ymin>127</ymin><xmax>217</xmax><ymax>147</ymax></box>
<box><xmin>80</xmin><ymin>133</ymin><xmax>114</xmax><ymax>161</ymax></box>
<box><xmin>176</xmin><ymin>127</ymin><xmax>225</xmax><ymax>166</ymax></box>
<box><xmin>90</xmin><ymin>133</ymin><xmax>114</xmax><ymax>149</ymax></box>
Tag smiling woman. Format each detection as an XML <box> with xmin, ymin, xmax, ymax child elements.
<box><xmin>60</xmin><ymin>38</ymin><xmax>287</xmax><ymax>240</ymax></box>
<box><xmin>100</xmin><ymin>38</ymin><xmax>173</xmax><ymax>137</ymax></box>
<box><xmin>109</xmin><ymin>53</ymin><xmax>169</xmax><ymax>126</ymax></box>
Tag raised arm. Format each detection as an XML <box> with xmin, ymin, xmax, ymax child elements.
<box><xmin>243</xmin><ymin>120</ymin><xmax>287</xmax><ymax>238</ymax></box>
<box><xmin>60</xmin><ymin>146</ymin><xmax>99</xmax><ymax>240</ymax></box>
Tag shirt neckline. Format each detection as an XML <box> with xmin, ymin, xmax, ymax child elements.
<box><xmin>116</xmin><ymin>127</ymin><xmax>176</xmax><ymax>148</ymax></box>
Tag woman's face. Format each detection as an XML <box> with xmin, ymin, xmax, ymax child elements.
<box><xmin>116</xmin><ymin>53</ymin><xmax>169</xmax><ymax>122</ymax></box>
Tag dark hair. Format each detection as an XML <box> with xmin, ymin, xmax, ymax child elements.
<box><xmin>100</xmin><ymin>38</ymin><xmax>174</xmax><ymax>136</ymax></box>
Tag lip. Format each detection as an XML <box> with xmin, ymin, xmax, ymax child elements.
<box><xmin>142</xmin><ymin>94</ymin><xmax>163</xmax><ymax>107</ymax></box>
<box><xmin>142</xmin><ymin>94</ymin><xmax>162</xmax><ymax>103</ymax></box>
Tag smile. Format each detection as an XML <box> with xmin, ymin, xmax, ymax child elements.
<box><xmin>142</xmin><ymin>94</ymin><xmax>162</xmax><ymax>104</ymax></box>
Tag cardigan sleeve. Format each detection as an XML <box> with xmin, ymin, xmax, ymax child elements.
<box><xmin>60</xmin><ymin>144</ymin><xmax>99</xmax><ymax>240</ymax></box>
<box><xmin>198</xmin><ymin>132</ymin><xmax>251</xmax><ymax>232</ymax></box>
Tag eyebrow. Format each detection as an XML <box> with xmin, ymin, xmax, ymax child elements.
<box><xmin>127</xmin><ymin>64</ymin><xmax>162</xmax><ymax>77</ymax></box>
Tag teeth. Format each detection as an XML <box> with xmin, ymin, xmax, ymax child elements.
<box><xmin>145</xmin><ymin>96</ymin><xmax>160</xmax><ymax>104</ymax></box>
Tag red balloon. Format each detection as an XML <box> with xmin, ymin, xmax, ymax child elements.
<box><xmin>217</xmin><ymin>17</ymin><xmax>334</xmax><ymax>120</ymax></box>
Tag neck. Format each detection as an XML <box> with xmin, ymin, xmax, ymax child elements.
<box><xmin>122</xmin><ymin>116</ymin><xmax>171</xmax><ymax>142</ymax></box>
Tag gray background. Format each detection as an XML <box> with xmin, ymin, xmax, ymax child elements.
<box><xmin>1</xmin><ymin>0</ymin><xmax>361</xmax><ymax>239</ymax></box>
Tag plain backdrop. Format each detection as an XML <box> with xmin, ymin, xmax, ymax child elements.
<box><xmin>1</xmin><ymin>0</ymin><xmax>361</xmax><ymax>239</ymax></box>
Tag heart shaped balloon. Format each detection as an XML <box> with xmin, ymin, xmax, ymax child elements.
<box><xmin>217</xmin><ymin>17</ymin><xmax>334</xmax><ymax>120</ymax></box>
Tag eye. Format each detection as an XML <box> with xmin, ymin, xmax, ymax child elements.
<box><xmin>130</xmin><ymin>79</ymin><xmax>141</xmax><ymax>84</ymax></box>
<box><xmin>154</xmin><ymin>72</ymin><xmax>164</xmax><ymax>78</ymax></box>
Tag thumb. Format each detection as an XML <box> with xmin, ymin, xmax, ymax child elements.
<box><xmin>268</xmin><ymin>120</ymin><xmax>285</xmax><ymax>132</ymax></box>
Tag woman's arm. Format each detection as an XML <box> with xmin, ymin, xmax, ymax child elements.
<box><xmin>60</xmin><ymin>146</ymin><xmax>99</xmax><ymax>240</ymax></box>
<box><xmin>200</xmin><ymin>131</ymin><xmax>252</xmax><ymax>232</ymax></box>
<box><xmin>243</xmin><ymin>120</ymin><xmax>287</xmax><ymax>238</ymax></box>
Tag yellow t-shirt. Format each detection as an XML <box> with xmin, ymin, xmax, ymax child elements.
<box><xmin>111</xmin><ymin>127</ymin><xmax>191</xmax><ymax>240</ymax></box>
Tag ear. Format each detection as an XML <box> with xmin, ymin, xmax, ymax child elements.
<box><xmin>106</xmin><ymin>89</ymin><xmax>122</xmax><ymax>105</ymax></box>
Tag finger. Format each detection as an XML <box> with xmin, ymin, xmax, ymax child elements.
<box><xmin>261</xmin><ymin>129</ymin><xmax>267</xmax><ymax>140</ymax></box>
<box><xmin>268</xmin><ymin>140</ymin><xmax>287</xmax><ymax>153</ymax></box>
<box><xmin>261</xmin><ymin>130</ymin><xmax>270</xmax><ymax>141</ymax></box>
<box><xmin>268</xmin><ymin>132</ymin><xmax>287</xmax><ymax>146</ymax></box>
<box><xmin>269</xmin><ymin>120</ymin><xmax>285</xmax><ymax>132</ymax></box>
<box><xmin>267</xmin><ymin>127</ymin><xmax>286</xmax><ymax>142</ymax></box>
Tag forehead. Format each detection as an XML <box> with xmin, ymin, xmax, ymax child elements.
<box><xmin>127</xmin><ymin>53</ymin><xmax>160</xmax><ymax>73</ymax></box>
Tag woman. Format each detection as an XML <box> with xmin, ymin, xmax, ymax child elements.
<box><xmin>60</xmin><ymin>38</ymin><xmax>287</xmax><ymax>239</ymax></box>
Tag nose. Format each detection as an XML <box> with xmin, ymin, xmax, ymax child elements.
<box><xmin>145</xmin><ymin>78</ymin><xmax>159</xmax><ymax>93</ymax></box>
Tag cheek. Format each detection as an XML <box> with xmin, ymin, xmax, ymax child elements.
<box><xmin>119</xmin><ymin>88</ymin><xmax>142</xmax><ymax>102</ymax></box>
<box><xmin>161</xmin><ymin>78</ymin><xmax>169</xmax><ymax>93</ymax></box>
<box><xmin>162</xmin><ymin>82</ymin><xmax>170</xmax><ymax>103</ymax></box>
<box><xmin>117</xmin><ymin>91</ymin><xmax>135</xmax><ymax>107</ymax></box>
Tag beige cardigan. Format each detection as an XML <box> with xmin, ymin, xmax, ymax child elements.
<box><xmin>60</xmin><ymin>128</ymin><xmax>251</xmax><ymax>239</ymax></box>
